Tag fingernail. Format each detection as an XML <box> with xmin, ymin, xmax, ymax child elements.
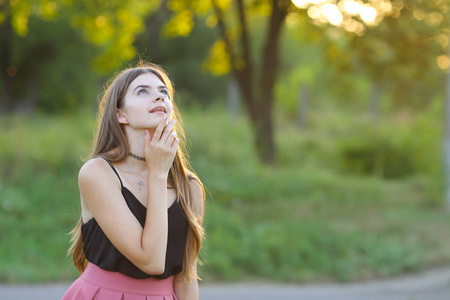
<box><xmin>164</xmin><ymin>115</ymin><xmax>167</xmax><ymax>120</ymax></box>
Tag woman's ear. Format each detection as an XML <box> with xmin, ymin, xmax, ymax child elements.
<box><xmin>117</xmin><ymin>109</ymin><xmax>129</xmax><ymax>125</ymax></box>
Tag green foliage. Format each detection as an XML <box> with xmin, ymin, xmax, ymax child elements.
<box><xmin>0</xmin><ymin>171</ymin><xmax>80</xmax><ymax>282</ymax></box>
<box><xmin>0</xmin><ymin>112</ymin><xmax>94</xmax><ymax>179</ymax></box>
<box><xmin>163</xmin><ymin>9</ymin><xmax>195</xmax><ymax>37</ymax></box>
<box><xmin>338</xmin><ymin>125</ymin><xmax>416</xmax><ymax>179</ymax></box>
<box><xmin>2</xmin><ymin>0</ymin><xmax>161</xmax><ymax>73</ymax></box>
<box><xmin>320</xmin><ymin>1</ymin><xmax>449</xmax><ymax>109</ymax></box>
<box><xmin>31</xmin><ymin>18</ymin><xmax>100</xmax><ymax>113</ymax></box>
<box><xmin>337</xmin><ymin>106</ymin><xmax>442</xmax><ymax>179</ymax></box>
<box><xmin>69</xmin><ymin>0</ymin><xmax>161</xmax><ymax>72</ymax></box>
<box><xmin>0</xmin><ymin>13</ymin><xmax>100</xmax><ymax>113</ymax></box>
<box><xmin>276</xmin><ymin>19</ymin><xmax>330</xmax><ymax>117</ymax></box>
<box><xmin>184</xmin><ymin>105</ymin><xmax>449</xmax><ymax>282</ymax></box>
<box><xmin>2</xmin><ymin>0</ymin><xmax>447</xmax><ymax>116</ymax></box>
<box><xmin>232</xmin><ymin>222</ymin><xmax>424</xmax><ymax>282</ymax></box>
<box><xmin>134</xmin><ymin>13</ymin><xmax>227</xmax><ymax>108</ymax></box>
<box><xmin>274</xmin><ymin>1</ymin><xmax>449</xmax><ymax>116</ymax></box>
<box><xmin>201</xmin><ymin>39</ymin><xmax>232</xmax><ymax>76</ymax></box>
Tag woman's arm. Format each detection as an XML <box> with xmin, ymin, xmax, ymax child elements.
<box><xmin>80</xmin><ymin>119</ymin><xmax>178</xmax><ymax>275</ymax></box>
<box><xmin>173</xmin><ymin>178</ymin><xmax>204</xmax><ymax>300</ymax></box>
<box><xmin>174</xmin><ymin>260</ymin><xmax>199</xmax><ymax>300</ymax></box>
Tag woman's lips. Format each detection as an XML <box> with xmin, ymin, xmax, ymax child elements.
<box><xmin>150</xmin><ymin>106</ymin><xmax>167</xmax><ymax>113</ymax></box>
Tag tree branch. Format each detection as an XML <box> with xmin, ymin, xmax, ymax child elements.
<box><xmin>236</xmin><ymin>0</ymin><xmax>252</xmax><ymax>72</ymax></box>
<box><xmin>234</xmin><ymin>0</ymin><xmax>255</xmax><ymax>112</ymax></box>
<box><xmin>210</xmin><ymin>0</ymin><xmax>236</xmax><ymax>68</ymax></box>
<box><xmin>211</xmin><ymin>0</ymin><xmax>255</xmax><ymax>116</ymax></box>
<box><xmin>259</xmin><ymin>0</ymin><xmax>288</xmax><ymax>104</ymax></box>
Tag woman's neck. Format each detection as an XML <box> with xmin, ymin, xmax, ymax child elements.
<box><xmin>124</xmin><ymin>128</ymin><xmax>153</xmax><ymax>173</ymax></box>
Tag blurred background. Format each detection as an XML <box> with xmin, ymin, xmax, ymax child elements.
<box><xmin>0</xmin><ymin>0</ymin><xmax>449</xmax><ymax>284</ymax></box>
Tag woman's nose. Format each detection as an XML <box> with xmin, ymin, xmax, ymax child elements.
<box><xmin>154</xmin><ymin>94</ymin><xmax>164</xmax><ymax>102</ymax></box>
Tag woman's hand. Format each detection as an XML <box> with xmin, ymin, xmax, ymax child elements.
<box><xmin>144</xmin><ymin>117</ymin><xmax>179</xmax><ymax>176</ymax></box>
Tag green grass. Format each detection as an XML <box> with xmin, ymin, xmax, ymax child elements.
<box><xmin>1</xmin><ymin>103</ymin><xmax>450</xmax><ymax>283</ymax></box>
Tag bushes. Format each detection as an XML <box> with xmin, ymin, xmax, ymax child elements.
<box><xmin>338</xmin><ymin>125</ymin><xmax>416</xmax><ymax>178</ymax></box>
<box><xmin>338</xmin><ymin>115</ymin><xmax>442</xmax><ymax>179</ymax></box>
<box><xmin>0</xmin><ymin>112</ymin><xmax>94</xmax><ymax>179</ymax></box>
<box><xmin>203</xmin><ymin>205</ymin><xmax>427</xmax><ymax>282</ymax></box>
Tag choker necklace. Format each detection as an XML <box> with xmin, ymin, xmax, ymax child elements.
<box><xmin>129</xmin><ymin>152</ymin><xmax>146</xmax><ymax>161</ymax></box>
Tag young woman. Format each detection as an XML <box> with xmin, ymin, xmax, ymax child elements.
<box><xmin>62</xmin><ymin>63</ymin><xmax>205</xmax><ymax>300</ymax></box>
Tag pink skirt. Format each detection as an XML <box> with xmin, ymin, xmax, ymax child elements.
<box><xmin>62</xmin><ymin>263</ymin><xmax>178</xmax><ymax>300</ymax></box>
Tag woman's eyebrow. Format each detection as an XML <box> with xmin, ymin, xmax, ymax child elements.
<box><xmin>133</xmin><ymin>85</ymin><xmax>167</xmax><ymax>92</ymax></box>
<box><xmin>133</xmin><ymin>85</ymin><xmax>150</xmax><ymax>92</ymax></box>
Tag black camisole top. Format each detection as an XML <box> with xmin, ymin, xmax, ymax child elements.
<box><xmin>81</xmin><ymin>158</ymin><xmax>188</xmax><ymax>279</ymax></box>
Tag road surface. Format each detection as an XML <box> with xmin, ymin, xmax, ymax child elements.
<box><xmin>0</xmin><ymin>267</ymin><xmax>449</xmax><ymax>299</ymax></box>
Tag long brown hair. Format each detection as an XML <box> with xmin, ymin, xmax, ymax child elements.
<box><xmin>67</xmin><ymin>62</ymin><xmax>205</xmax><ymax>281</ymax></box>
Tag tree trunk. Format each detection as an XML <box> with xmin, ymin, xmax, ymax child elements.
<box><xmin>227</xmin><ymin>77</ymin><xmax>240</xmax><ymax>122</ymax></box>
<box><xmin>0</xmin><ymin>15</ymin><xmax>14</xmax><ymax>114</ymax></box>
<box><xmin>445</xmin><ymin>42</ymin><xmax>450</xmax><ymax>212</ymax></box>
<box><xmin>211</xmin><ymin>0</ymin><xmax>287</xmax><ymax>165</ymax></box>
<box><xmin>297</xmin><ymin>83</ymin><xmax>309</xmax><ymax>128</ymax></box>
<box><xmin>369</xmin><ymin>83</ymin><xmax>381</xmax><ymax>121</ymax></box>
<box><xmin>17</xmin><ymin>71</ymin><xmax>38</xmax><ymax>113</ymax></box>
<box><xmin>248</xmin><ymin>100</ymin><xmax>275</xmax><ymax>164</ymax></box>
<box><xmin>0</xmin><ymin>71</ymin><xmax>14</xmax><ymax>114</ymax></box>
<box><xmin>253</xmin><ymin>0</ymin><xmax>287</xmax><ymax>164</ymax></box>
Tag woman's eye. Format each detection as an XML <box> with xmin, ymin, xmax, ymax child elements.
<box><xmin>138</xmin><ymin>89</ymin><xmax>148</xmax><ymax>95</ymax></box>
<box><xmin>160</xmin><ymin>89</ymin><xmax>169</xmax><ymax>96</ymax></box>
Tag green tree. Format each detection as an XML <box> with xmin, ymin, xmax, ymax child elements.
<box><xmin>134</xmin><ymin>2</ymin><xmax>227</xmax><ymax>108</ymax></box>
<box><xmin>0</xmin><ymin>0</ymin><xmax>160</xmax><ymax>112</ymax></box>
<box><xmin>164</xmin><ymin>0</ymin><xmax>293</xmax><ymax>164</ymax></box>
<box><xmin>316</xmin><ymin>0</ymin><xmax>449</xmax><ymax>115</ymax></box>
<box><xmin>164</xmin><ymin>0</ymin><xmax>442</xmax><ymax>164</ymax></box>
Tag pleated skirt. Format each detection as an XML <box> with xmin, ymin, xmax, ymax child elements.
<box><xmin>62</xmin><ymin>263</ymin><xmax>177</xmax><ymax>300</ymax></box>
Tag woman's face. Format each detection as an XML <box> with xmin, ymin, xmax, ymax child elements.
<box><xmin>117</xmin><ymin>72</ymin><xmax>173</xmax><ymax>130</ymax></box>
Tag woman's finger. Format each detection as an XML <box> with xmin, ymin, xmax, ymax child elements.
<box><xmin>150</xmin><ymin>117</ymin><xmax>168</xmax><ymax>144</ymax></box>
<box><xmin>160</xmin><ymin>120</ymin><xmax>176</xmax><ymax>144</ymax></box>
<box><xmin>171</xmin><ymin>137</ymin><xmax>179</xmax><ymax>151</ymax></box>
<box><xmin>165</xmin><ymin>131</ymin><xmax>177</xmax><ymax>146</ymax></box>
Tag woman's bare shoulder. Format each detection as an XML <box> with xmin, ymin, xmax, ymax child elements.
<box><xmin>80</xmin><ymin>156</ymin><xmax>107</xmax><ymax>169</ymax></box>
<box><xmin>79</xmin><ymin>157</ymin><xmax>108</xmax><ymax>176</ymax></box>
<box><xmin>186</xmin><ymin>170</ymin><xmax>199</xmax><ymax>182</ymax></box>
<box><xmin>78</xmin><ymin>157</ymin><xmax>119</xmax><ymax>188</ymax></box>
<box><xmin>186</xmin><ymin>172</ymin><xmax>203</xmax><ymax>196</ymax></box>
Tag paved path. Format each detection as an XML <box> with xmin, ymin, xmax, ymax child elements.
<box><xmin>1</xmin><ymin>267</ymin><xmax>450</xmax><ymax>300</ymax></box>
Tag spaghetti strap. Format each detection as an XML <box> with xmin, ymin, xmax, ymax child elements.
<box><xmin>101</xmin><ymin>157</ymin><xmax>123</xmax><ymax>189</ymax></box>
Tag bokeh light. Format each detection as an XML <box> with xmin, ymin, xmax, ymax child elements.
<box><xmin>292</xmin><ymin>0</ymin><xmax>310</xmax><ymax>9</ymax></box>
<box><xmin>321</xmin><ymin>3</ymin><xmax>343</xmax><ymax>25</ymax></box>
<box><xmin>307</xmin><ymin>6</ymin><xmax>322</xmax><ymax>19</ymax></box>
<box><xmin>437</xmin><ymin>55</ymin><xmax>450</xmax><ymax>71</ymax></box>
<box><xmin>292</xmin><ymin>0</ymin><xmax>383</xmax><ymax>29</ymax></box>
<box><xmin>360</xmin><ymin>5</ymin><xmax>377</xmax><ymax>24</ymax></box>
<box><xmin>343</xmin><ymin>0</ymin><xmax>361</xmax><ymax>15</ymax></box>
